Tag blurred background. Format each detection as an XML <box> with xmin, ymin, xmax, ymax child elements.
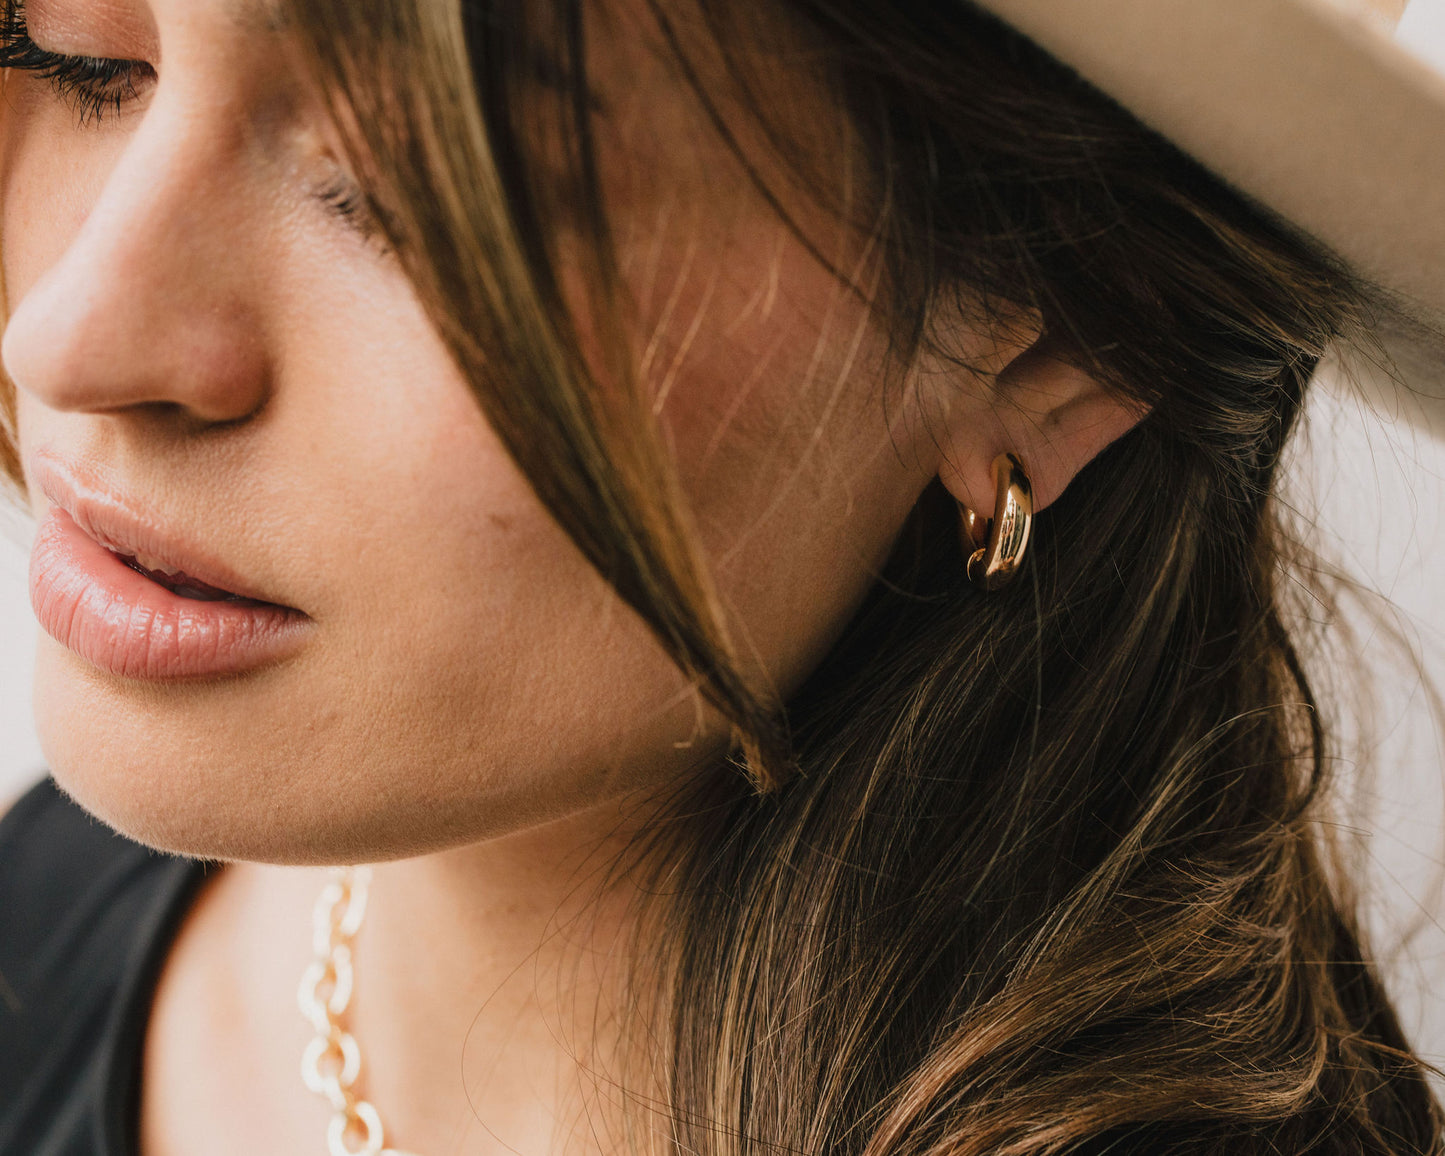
<box><xmin>0</xmin><ymin>0</ymin><xmax>1443</xmax><ymax>1068</ymax></box>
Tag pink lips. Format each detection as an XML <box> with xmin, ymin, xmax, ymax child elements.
<box><xmin>27</xmin><ymin>458</ymin><xmax>310</xmax><ymax>680</ymax></box>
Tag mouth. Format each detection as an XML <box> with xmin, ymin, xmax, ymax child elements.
<box><xmin>73</xmin><ymin>516</ymin><xmax>285</xmax><ymax>609</ymax></box>
<box><xmin>30</xmin><ymin>450</ymin><xmax>298</xmax><ymax>606</ymax></box>
<box><xmin>26</xmin><ymin>454</ymin><xmax>310</xmax><ymax>680</ymax></box>
<box><xmin>115</xmin><ymin>552</ymin><xmax>257</xmax><ymax>603</ymax></box>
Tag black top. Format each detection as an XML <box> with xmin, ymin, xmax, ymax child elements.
<box><xmin>0</xmin><ymin>778</ymin><xmax>207</xmax><ymax>1156</ymax></box>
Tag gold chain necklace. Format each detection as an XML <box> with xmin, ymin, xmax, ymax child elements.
<box><xmin>297</xmin><ymin>866</ymin><xmax>421</xmax><ymax>1156</ymax></box>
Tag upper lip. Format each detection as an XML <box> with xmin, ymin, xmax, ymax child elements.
<box><xmin>28</xmin><ymin>450</ymin><xmax>298</xmax><ymax>610</ymax></box>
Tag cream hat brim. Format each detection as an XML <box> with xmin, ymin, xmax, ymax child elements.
<box><xmin>974</xmin><ymin>0</ymin><xmax>1445</xmax><ymax>429</ymax></box>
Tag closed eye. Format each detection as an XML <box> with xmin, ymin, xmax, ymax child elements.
<box><xmin>0</xmin><ymin>4</ymin><xmax>155</xmax><ymax>126</ymax></box>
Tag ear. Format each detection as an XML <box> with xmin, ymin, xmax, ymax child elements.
<box><xmin>934</xmin><ymin>337</ymin><xmax>1147</xmax><ymax>517</ymax></box>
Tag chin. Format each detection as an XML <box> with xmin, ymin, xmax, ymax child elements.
<box><xmin>34</xmin><ymin>637</ymin><xmax>397</xmax><ymax>863</ymax></box>
<box><xmin>32</xmin><ymin>633</ymin><xmax>708</xmax><ymax>866</ymax></box>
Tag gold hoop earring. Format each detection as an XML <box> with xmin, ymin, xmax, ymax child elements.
<box><xmin>959</xmin><ymin>453</ymin><xmax>1033</xmax><ymax>592</ymax></box>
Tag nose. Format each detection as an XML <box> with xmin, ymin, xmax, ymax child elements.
<box><xmin>1</xmin><ymin>91</ymin><xmax>272</xmax><ymax>425</ymax></box>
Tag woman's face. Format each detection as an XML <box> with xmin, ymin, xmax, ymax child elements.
<box><xmin>0</xmin><ymin>0</ymin><xmax>960</xmax><ymax>861</ymax></box>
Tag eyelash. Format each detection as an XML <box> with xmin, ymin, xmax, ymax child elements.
<box><xmin>315</xmin><ymin>173</ymin><xmax>372</xmax><ymax>230</ymax></box>
<box><xmin>313</xmin><ymin>167</ymin><xmax>392</xmax><ymax>249</ymax></box>
<box><xmin>0</xmin><ymin>7</ymin><xmax>153</xmax><ymax>126</ymax></box>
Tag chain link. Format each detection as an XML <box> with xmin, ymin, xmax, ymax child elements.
<box><xmin>298</xmin><ymin>866</ymin><xmax>422</xmax><ymax>1156</ymax></box>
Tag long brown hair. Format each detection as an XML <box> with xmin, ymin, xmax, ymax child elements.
<box><xmin>8</xmin><ymin>0</ymin><xmax>1442</xmax><ymax>1150</ymax></box>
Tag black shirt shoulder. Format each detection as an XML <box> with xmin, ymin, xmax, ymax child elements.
<box><xmin>0</xmin><ymin>778</ymin><xmax>207</xmax><ymax>1156</ymax></box>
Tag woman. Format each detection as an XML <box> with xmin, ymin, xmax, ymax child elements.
<box><xmin>0</xmin><ymin>0</ymin><xmax>1440</xmax><ymax>1151</ymax></box>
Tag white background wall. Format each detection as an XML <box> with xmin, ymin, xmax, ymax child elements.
<box><xmin>1401</xmin><ymin>0</ymin><xmax>1445</xmax><ymax>69</ymax></box>
<box><xmin>0</xmin><ymin>505</ymin><xmax>42</xmax><ymax>789</ymax></box>
<box><xmin>0</xmin><ymin>0</ymin><xmax>1443</xmax><ymax>1063</ymax></box>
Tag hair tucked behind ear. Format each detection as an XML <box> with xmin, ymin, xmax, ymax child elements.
<box><xmin>271</xmin><ymin>0</ymin><xmax>1443</xmax><ymax>1152</ymax></box>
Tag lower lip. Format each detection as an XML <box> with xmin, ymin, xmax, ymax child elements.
<box><xmin>29</xmin><ymin>510</ymin><xmax>310</xmax><ymax>680</ymax></box>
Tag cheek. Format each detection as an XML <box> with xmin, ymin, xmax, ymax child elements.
<box><xmin>650</xmin><ymin>267</ymin><xmax>929</xmax><ymax>700</ymax></box>
<box><xmin>31</xmin><ymin>249</ymin><xmax>722</xmax><ymax>864</ymax></box>
<box><xmin>1</xmin><ymin>90</ymin><xmax>122</xmax><ymax>299</ymax></box>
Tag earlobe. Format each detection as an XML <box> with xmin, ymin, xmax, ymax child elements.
<box><xmin>936</xmin><ymin>339</ymin><xmax>1146</xmax><ymax>516</ymax></box>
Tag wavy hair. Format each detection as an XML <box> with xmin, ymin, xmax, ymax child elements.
<box><xmin>9</xmin><ymin>0</ymin><xmax>1441</xmax><ymax>1151</ymax></box>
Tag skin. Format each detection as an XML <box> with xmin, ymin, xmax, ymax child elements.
<box><xmin>0</xmin><ymin>0</ymin><xmax>1140</xmax><ymax>1151</ymax></box>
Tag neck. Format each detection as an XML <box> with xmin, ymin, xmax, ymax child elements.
<box><xmin>356</xmin><ymin>804</ymin><xmax>650</xmax><ymax>1154</ymax></box>
<box><xmin>163</xmin><ymin>793</ymin><xmax>664</xmax><ymax>1156</ymax></box>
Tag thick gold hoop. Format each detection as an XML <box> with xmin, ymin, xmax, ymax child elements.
<box><xmin>960</xmin><ymin>453</ymin><xmax>1033</xmax><ymax>592</ymax></box>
